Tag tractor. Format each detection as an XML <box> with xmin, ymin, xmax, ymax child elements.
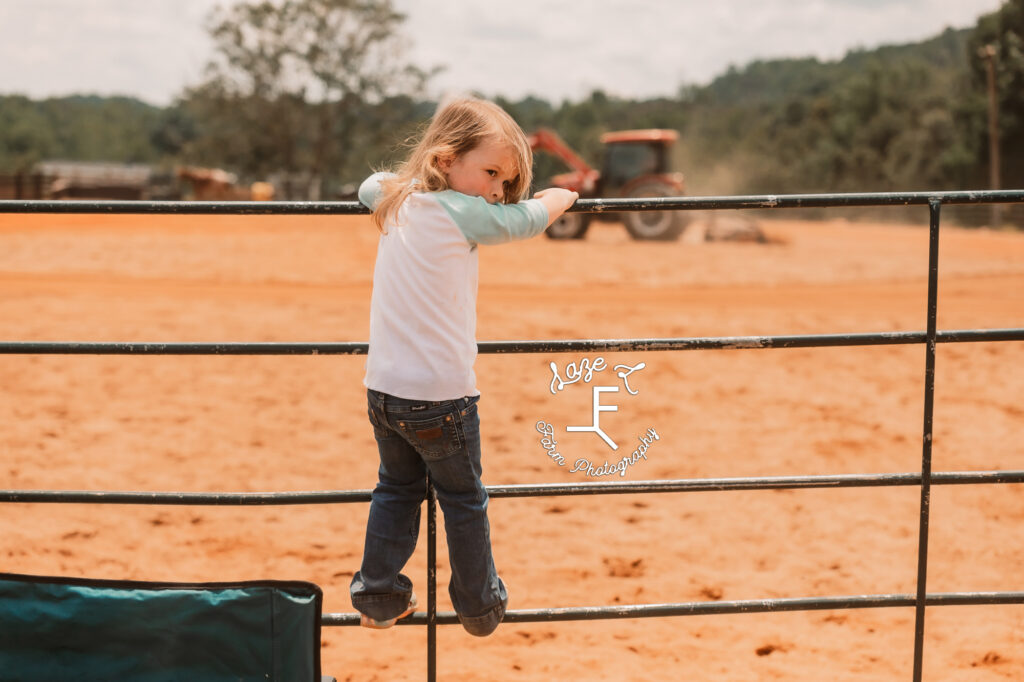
<box><xmin>528</xmin><ymin>128</ymin><xmax>688</xmax><ymax>240</ymax></box>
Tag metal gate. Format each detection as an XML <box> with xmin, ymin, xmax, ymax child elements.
<box><xmin>2</xmin><ymin>190</ymin><xmax>1024</xmax><ymax>681</ymax></box>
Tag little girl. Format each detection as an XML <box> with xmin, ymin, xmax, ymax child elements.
<box><xmin>350</xmin><ymin>97</ymin><xmax>578</xmax><ymax>636</ymax></box>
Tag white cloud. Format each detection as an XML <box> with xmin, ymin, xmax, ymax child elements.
<box><xmin>0</xmin><ymin>0</ymin><xmax>1006</xmax><ymax>105</ymax></box>
<box><xmin>398</xmin><ymin>0</ymin><xmax>1005</xmax><ymax>101</ymax></box>
<box><xmin>0</xmin><ymin>0</ymin><xmax>215</xmax><ymax>104</ymax></box>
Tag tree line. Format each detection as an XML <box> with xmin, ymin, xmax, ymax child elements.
<box><xmin>0</xmin><ymin>0</ymin><xmax>1021</xmax><ymax>213</ymax></box>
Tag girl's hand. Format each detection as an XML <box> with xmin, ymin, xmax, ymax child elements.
<box><xmin>533</xmin><ymin>188</ymin><xmax>579</xmax><ymax>226</ymax></box>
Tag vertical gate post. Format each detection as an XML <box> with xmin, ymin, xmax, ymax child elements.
<box><xmin>427</xmin><ymin>477</ymin><xmax>437</xmax><ymax>682</ymax></box>
<box><xmin>912</xmin><ymin>199</ymin><xmax>941</xmax><ymax>681</ymax></box>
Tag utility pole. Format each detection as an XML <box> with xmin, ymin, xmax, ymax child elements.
<box><xmin>979</xmin><ymin>45</ymin><xmax>1002</xmax><ymax>229</ymax></box>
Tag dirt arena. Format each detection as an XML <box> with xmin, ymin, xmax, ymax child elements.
<box><xmin>1</xmin><ymin>208</ymin><xmax>1022</xmax><ymax>681</ymax></box>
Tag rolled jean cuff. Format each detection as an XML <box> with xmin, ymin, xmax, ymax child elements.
<box><xmin>350</xmin><ymin>572</ymin><xmax>414</xmax><ymax>621</ymax></box>
<box><xmin>457</xmin><ymin>601</ymin><xmax>507</xmax><ymax>637</ymax></box>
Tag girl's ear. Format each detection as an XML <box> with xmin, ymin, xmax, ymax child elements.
<box><xmin>437</xmin><ymin>153</ymin><xmax>454</xmax><ymax>173</ymax></box>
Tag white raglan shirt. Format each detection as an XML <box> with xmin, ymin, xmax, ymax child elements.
<box><xmin>359</xmin><ymin>172</ymin><xmax>549</xmax><ymax>400</ymax></box>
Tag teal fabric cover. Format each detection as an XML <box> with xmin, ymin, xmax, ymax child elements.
<box><xmin>0</xmin><ymin>572</ymin><xmax>323</xmax><ymax>681</ymax></box>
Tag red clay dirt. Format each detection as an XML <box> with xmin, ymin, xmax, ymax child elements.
<box><xmin>0</xmin><ymin>211</ymin><xmax>1022</xmax><ymax>681</ymax></box>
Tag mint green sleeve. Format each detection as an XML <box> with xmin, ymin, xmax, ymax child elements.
<box><xmin>435</xmin><ymin>191</ymin><xmax>550</xmax><ymax>246</ymax></box>
<box><xmin>358</xmin><ymin>172</ymin><xmax>395</xmax><ymax>209</ymax></box>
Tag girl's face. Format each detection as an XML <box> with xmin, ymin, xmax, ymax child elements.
<box><xmin>441</xmin><ymin>138</ymin><xmax>517</xmax><ymax>204</ymax></box>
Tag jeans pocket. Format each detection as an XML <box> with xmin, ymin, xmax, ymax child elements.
<box><xmin>396</xmin><ymin>412</ymin><xmax>462</xmax><ymax>461</ymax></box>
<box><xmin>367</xmin><ymin>405</ymin><xmax>390</xmax><ymax>440</ymax></box>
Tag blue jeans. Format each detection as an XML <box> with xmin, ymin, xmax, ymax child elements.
<box><xmin>350</xmin><ymin>389</ymin><xmax>508</xmax><ymax>636</ymax></box>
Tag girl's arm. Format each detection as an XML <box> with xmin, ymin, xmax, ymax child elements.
<box><xmin>437</xmin><ymin>188</ymin><xmax>579</xmax><ymax>246</ymax></box>
<box><xmin>358</xmin><ymin>171</ymin><xmax>393</xmax><ymax>209</ymax></box>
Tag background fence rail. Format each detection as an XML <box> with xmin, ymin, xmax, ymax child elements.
<box><xmin>2</xmin><ymin>190</ymin><xmax>1022</xmax><ymax>681</ymax></box>
<box><xmin>2</xmin><ymin>189</ymin><xmax>1024</xmax><ymax>215</ymax></box>
<box><xmin>5</xmin><ymin>470</ymin><xmax>1024</xmax><ymax>507</ymax></box>
<box><xmin>1</xmin><ymin>327</ymin><xmax>1023</xmax><ymax>356</ymax></box>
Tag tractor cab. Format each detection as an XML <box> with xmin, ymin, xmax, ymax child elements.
<box><xmin>597</xmin><ymin>129</ymin><xmax>681</xmax><ymax>196</ymax></box>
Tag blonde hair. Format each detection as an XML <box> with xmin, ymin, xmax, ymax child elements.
<box><xmin>371</xmin><ymin>97</ymin><xmax>534</xmax><ymax>232</ymax></box>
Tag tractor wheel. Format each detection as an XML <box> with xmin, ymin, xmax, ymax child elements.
<box><xmin>622</xmin><ymin>181</ymin><xmax>687</xmax><ymax>241</ymax></box>
<box><xmin>545</xmin><ymin>211</ymin><xmax>590</xmax><ymax>239</ymax></box>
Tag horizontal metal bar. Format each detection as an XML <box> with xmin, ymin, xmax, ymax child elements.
<box><xmin>0</xmin><ymin>341</ymin><xmax>369</xmax><ymax>356</ymax></box>
<box><xmin>484</xmin><ymin>328</ymin><xmax>1024</xmax><ymax>353</ymax></box>
<box><xmin>0</xmin><ymin>328</ymin><xmax>1020</xmax><ymax>357</ymax></box>
<box><xmin>0</xmin><ymin>200</ymin><xmax>371</xmax><ymax>216</ymax></box>
<box><xmin>0</xmin><ymin>490</ymin><xmax>372</xmax><ymax>505</ymax></box>
<box><xmin>2</xmin><ymin>190</ymin><xmax>1023</xmax><ymax>215</ymax></box>
<box><xmin>488</xmin><ymin>470</ymin><xmax>1024</xmax><ymax>497</ymax></box>
<box><xmin>321</xmin><ymin>591</ymin><xmax>1024</xmax><ymax>626</ymax></box>
<box><xmin>936</xmin><ymin>328</ymin><xmax>1024</xmax><ymax>344</ymax></box>
<box><xmin>483</xmin><ymin>332</ymin><xmax>928</xmax><ymax>353</ymax></box>
<box><xmin>3</xmin><ymin>470</ymin><xmax>1021</xmax><ymax>506</ymax></box>
<box><xmin>575</xmin><ymin>190</ymin><xmax>1024</xmax><ymax>212</ymax></box>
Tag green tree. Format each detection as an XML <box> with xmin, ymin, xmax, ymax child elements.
<box><xmin>0</xmin><ymin>96</ymin><xmax>57</xmax><ymax>169</ymax></box>
<box><xmin>181</xmin><ymin>0</ymin><xmax>430</xmax><ymax>197</ymax></box>
<box><xmin>0</xmin><ymin>95</ymin><xmax>166</xmax><ymax>170</ymax></box>
<box><xmin>968</xmin><ymin>0</ymin><xmax>1024</xmax><ymax>189</ymax></box>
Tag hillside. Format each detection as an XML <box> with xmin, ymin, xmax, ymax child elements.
<box><xmin>1</xmin><ymin>0</ymin><xmax>1020</xmax><ymax>219</ymax></box>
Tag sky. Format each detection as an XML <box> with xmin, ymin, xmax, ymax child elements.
<box><xmin>0</xmin><ymin>0</ymin><xmax>1007</xmax><ymax>107</ymax></box>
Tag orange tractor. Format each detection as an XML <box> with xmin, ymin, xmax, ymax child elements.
<box><xmin>528</xmin><ymin>128</ymin><xmax>689</xmax><ymax>240</ymax></box>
